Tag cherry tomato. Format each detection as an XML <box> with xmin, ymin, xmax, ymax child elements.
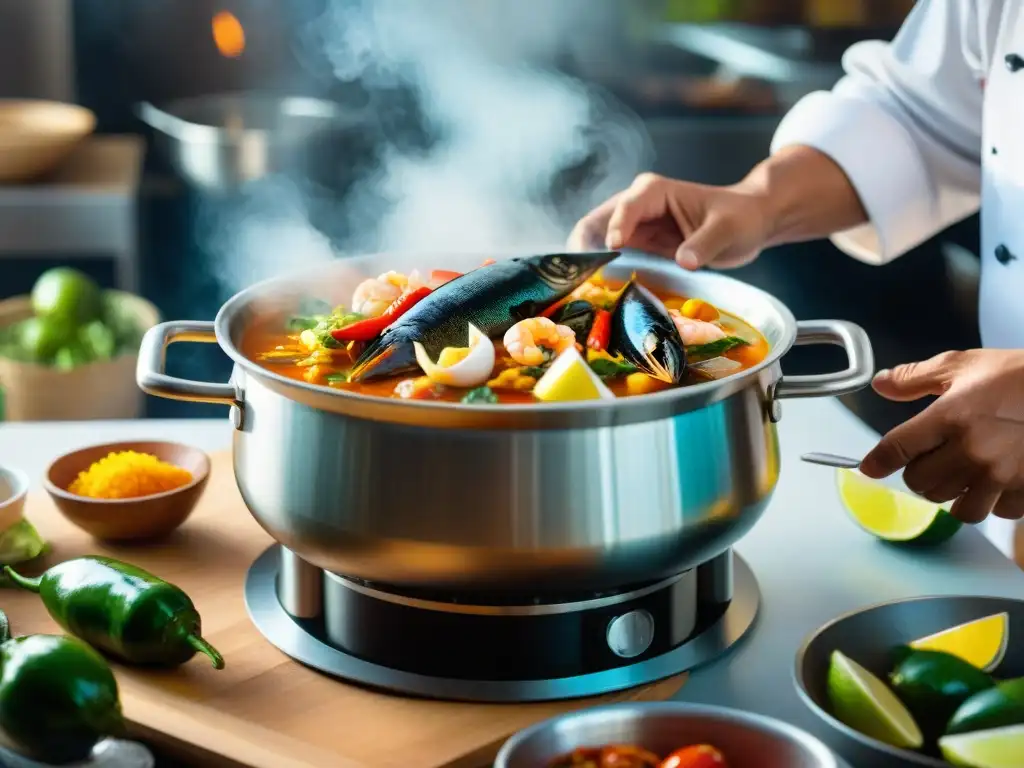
<box><xmin>659</xmin><ymin>745</ymin><xmax>728</xmax><ymax>768</ymax></box>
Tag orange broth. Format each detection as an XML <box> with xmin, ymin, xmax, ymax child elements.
<box><xmin>242</xmin><ymin>286</ymin><xmax>770</xmax><ymax>404</ymax></box>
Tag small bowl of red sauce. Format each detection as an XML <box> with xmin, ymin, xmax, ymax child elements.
<box><xmin>494</xmin><ymin>702</ymin><xmax>845</xmax><ymax>768</ymax></box>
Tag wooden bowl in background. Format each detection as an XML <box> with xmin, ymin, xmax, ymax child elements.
<box><xmin>44</xmin><ymin>441</ymin><xmax>211</xmax><ymax>542</ymax></box>
<box><xmin>0</xmin><ymin>100</ymin><xmax>96</xmax><ymax>183</ymax></box>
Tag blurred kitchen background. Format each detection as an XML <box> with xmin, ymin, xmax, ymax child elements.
<box><xmin>0</xmin><ymin>0</ymin><xmax>980</xmax><ymax>434</ymax></box>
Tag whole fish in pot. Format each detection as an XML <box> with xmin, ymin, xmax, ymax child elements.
<box><xmin>348</xmin><ymin>251</ymin><xmax>619</xmax><ymax>382</ymax></box>
<box><xmin>609</xmin><ymin>281</ymin><xmax>687</xmax><ymax>384</ymax></box>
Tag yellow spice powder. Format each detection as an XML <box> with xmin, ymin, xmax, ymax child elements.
<box><xmin>68</xmin><ymin>451</ymin><xmax>193</xmax><ymax>500</ymax></box>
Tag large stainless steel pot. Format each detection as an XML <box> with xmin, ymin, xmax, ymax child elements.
<box><xmin>137</xmin><ymin>94</ymin><xmax>370</xmax><ymax>192</ymax></box>
<box><xmin>136</xmin><ymin>251</ymin><xmax>873</xmax><ymax>594</ymax></box>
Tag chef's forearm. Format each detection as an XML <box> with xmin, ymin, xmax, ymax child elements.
<box><xmin>736</xmin><ymin>145</ymin><xmax>869</xmax><ymax>248</ymax></box>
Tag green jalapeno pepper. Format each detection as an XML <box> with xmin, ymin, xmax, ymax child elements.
<box><xmin>4</xmin><ymin>556</ymin><xmax>224</xmax><ymax>670</ymax></box>
<box><xmin>0</xmin><ymin>608</ymin><xmax>124</xmax><ymax>764</ymax></box>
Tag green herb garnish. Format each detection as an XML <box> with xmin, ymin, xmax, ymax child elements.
<box><xmin>588</xmin><ymin>358</ymin><xmax>638</xmax><ymax>379</ymax></box>
<box><xmin>302</xmin><ymin>310</ymin><xmax>365</xmax><ymax>349</ymax></box>
<box><xmin>461</xmin><ymin>386</ymin><xmax>499</xmax><ymax>404</ymax></box>
<box><xmin>325</xmin><ymin>372</ymin><xmax>349</xmax><ymax>385</ymax></box>
<box><xmin>686</xmin><ymin>336</ymin><xmax>747</xmax><ymax>361</ymax></box>
<box><xmin>521</xmin><ymin>366</ymin><xmax>547</xmax><ymax>379</ymax></box>
<box><xmin>286</xmin><ymin>315</ymin><xmax>324</xmax><ymax>332</ymax></box>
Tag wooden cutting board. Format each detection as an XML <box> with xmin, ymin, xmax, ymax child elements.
<box><xmin>4</xmin><ymin>451</ymin><xmax>686</xmax><ymax>768</ymax></box>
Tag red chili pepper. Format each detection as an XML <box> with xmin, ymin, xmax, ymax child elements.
<box><xmin>540</xmin><ymin>298</ymin><xmax>568</xmax><ymax>319</ymax></box>
<box><xmin>331</xmin><ymin>286</ymin><xmax>432</xmax><ymax>342</ymax></box>
<box><xmin>481</xmin><ymin>258</ymin><xmax>496</xmax><ymax>266</ymax></box>
<box><xmin>430</xmin><ymin>269</ymin><xmax>462</xmax><ymax>284</ymax></box>
<box><xmin>587</xmin><ymin>309</ymin><xmax>611</xmax><ymax>350</ymax></box>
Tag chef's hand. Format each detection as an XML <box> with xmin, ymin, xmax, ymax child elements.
<box><xmin>567</xmin><ymin>146</ymin><xmax>870</xmax><ymax>270</ymax></box>
<box><xmin>567</xmin><ymin>172</ymin><xmax>771</xmax><ymax>270</ymax></box>
<box><xmin>859</xmin><ymin>349</ymin><xmax>1024</xmax><ymax>523</ymax></box>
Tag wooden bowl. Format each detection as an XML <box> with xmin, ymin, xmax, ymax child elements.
<box><xmin>0</xmin><ymin>100</ymin><xmax>96</xmax><ymax>183</ymax></box>
<box><xmin>44</xmin><ymin>441</ymin><xmax>211</xmax><ymax>541</ymax></box>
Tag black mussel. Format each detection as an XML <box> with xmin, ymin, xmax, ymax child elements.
<box><xmin>609</xmin><ymin>282</ymin><xmax>687</xmax><ymax>384</ymax></box>
<box><xmin>550</xmin><ymin>300</ymin><xmax>596</xmax><ymax>346</ymax></box>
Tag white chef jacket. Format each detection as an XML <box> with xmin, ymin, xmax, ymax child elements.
<box><xmin>771</xmin><ymin>0</ymin><xmax>1022</xmax><ymax>554</ymax></box>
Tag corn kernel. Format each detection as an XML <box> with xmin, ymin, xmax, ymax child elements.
<box><xmin>681</xmin><ymin>298</ymin><xmax>719</xmax><ymax>322</ymax></box>
<box><xmin>625</xmin><ymin>372</ymin><xmax>671</xmax><ymax>396</ymax></box>
<box><xmin>488</xmin><ymin>367</ymin><xmax>536</xmax><ymax>391</ymax></box>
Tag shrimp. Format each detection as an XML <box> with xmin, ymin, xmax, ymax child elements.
<box><xmin>351</xmin><ymin>274</ymin><xmax>403</xmax><ymax>318</ymax></box>
<box><xmin>669</xmin><ymin>310</ymin><xmax>727</xmax><ymax>346</ymax></box>
<box><xmin>503</xmin><ymin>317</ymin><xmax>576</xmax><ymax>366</ymax></box>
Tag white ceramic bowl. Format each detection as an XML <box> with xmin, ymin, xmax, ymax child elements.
<box><xmin>0</xmin><ymin>465</ymin><xmax>29</xmax><ymax>529</ymax></box>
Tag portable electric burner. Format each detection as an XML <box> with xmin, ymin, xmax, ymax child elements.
<box><xmin>244</xmin><ymin>546</ymin><xmax>759</xmax><ymax>703</ymax></box>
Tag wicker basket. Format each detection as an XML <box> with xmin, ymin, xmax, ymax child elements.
<box><xmin>0</xmin><ymin>293</ymin><xmax>160</xmax><ymax>421</ymax></box>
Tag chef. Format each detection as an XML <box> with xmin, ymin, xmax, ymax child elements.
<box><xmin>570</xmin><ymin>0</ymin><xmax>1024</xmax><ymax>543</ymax></box>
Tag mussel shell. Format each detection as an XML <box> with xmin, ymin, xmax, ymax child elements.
<box><xmin>550</xmin><ymin>300</ymin><xmax>597</xmax><ymax>346</ymax></box>
<box><xmin>609</xmin><ymin>282</ymin><xmax>687</xmax><ymax>384</ymax></box>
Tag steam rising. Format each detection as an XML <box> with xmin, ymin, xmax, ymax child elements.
<box><xmin>203</xmin><ymin>0</ymin><xmax>651</xmax><ymax>297</ymax></box>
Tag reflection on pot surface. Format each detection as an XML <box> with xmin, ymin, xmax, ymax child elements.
<box><xmin>137</xmin><ymin>251</ymin><xmax>873</xmax><ymax>593</ymax></box>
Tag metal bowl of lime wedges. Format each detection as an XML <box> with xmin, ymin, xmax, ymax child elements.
<box><xmin>795</xmin><ymin>595</ymin><xmax>1024</xmax><ymax>768</ymax></box>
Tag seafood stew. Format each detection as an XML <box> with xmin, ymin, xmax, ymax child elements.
<box><xmin>241</xmin><ymin>253</ymin><xmax>770</xmax><ymax>405</ymax></box>
<box><xmin>548</xmin><ymin>742</ymin><xmax>730</xmax><ymax>767</ymax></box>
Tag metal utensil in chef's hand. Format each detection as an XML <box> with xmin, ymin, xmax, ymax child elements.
<box><xmin>0</xmin><ymin>740</ymin><xmax>154</xmax><ymax>768</ymax></box>
<box><xmin>801</xmin><ymin>452</ymin><xmax>862</xmax><ymax>469</ymax></box>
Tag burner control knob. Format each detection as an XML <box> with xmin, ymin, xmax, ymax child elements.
<box><xmin>605</xmin><ymin>609</ymin><xmax>655</xmax><ymax>658</ymax></box>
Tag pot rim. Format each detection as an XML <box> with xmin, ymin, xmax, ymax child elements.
<box><xmin>137</xmin><ymin>93</ymin><xmax>369</xmax><ymax>147</ymax></box>
<box><xmin>212</xmin><ymin>251</ymin><xmax>797</xmax><ymax>428</ymax></box>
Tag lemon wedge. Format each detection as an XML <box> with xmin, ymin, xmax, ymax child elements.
<box><xmin>910</xmin><ymin>613</ymin><xmax>1009</xmax><ymax>673</ymax></box>
<box><xmin>533</xmin><ymin>347</ymin><xmax>614</xmax><ymax>402</ymax></box>
<box><xmin>835</xmin><ymin>468</ymin><xmax>962</xmax><ymax>545</ymax></box>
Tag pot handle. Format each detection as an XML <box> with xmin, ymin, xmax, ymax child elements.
<box><xmin>136</xmin><ymin>321</ymin><xmax>238</xmax><ymax>406</ymax></box>
<box><xmin>773</xmin><ymin>320</ymin><xmax>874</xmax><ymax>400</ymax></box>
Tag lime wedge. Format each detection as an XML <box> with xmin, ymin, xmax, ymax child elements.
<box><xmin>910</xmin><ymin>613</ymin><xmax>1009</xmax><ymax>673</ymax></box>
<box><xmin>940</xmin><ymin>724</ymin><xmax>1024</xmax><ymax>767</ymax></box>
<box><xmin>827</xmin><ymin>650</ymin><xmax>924</xmax><ymax>749</ymax></box>
<box><xmin>835</xmin><ymin>468</ymin><xmax>962</xmax><ymax>544</ymax></box>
